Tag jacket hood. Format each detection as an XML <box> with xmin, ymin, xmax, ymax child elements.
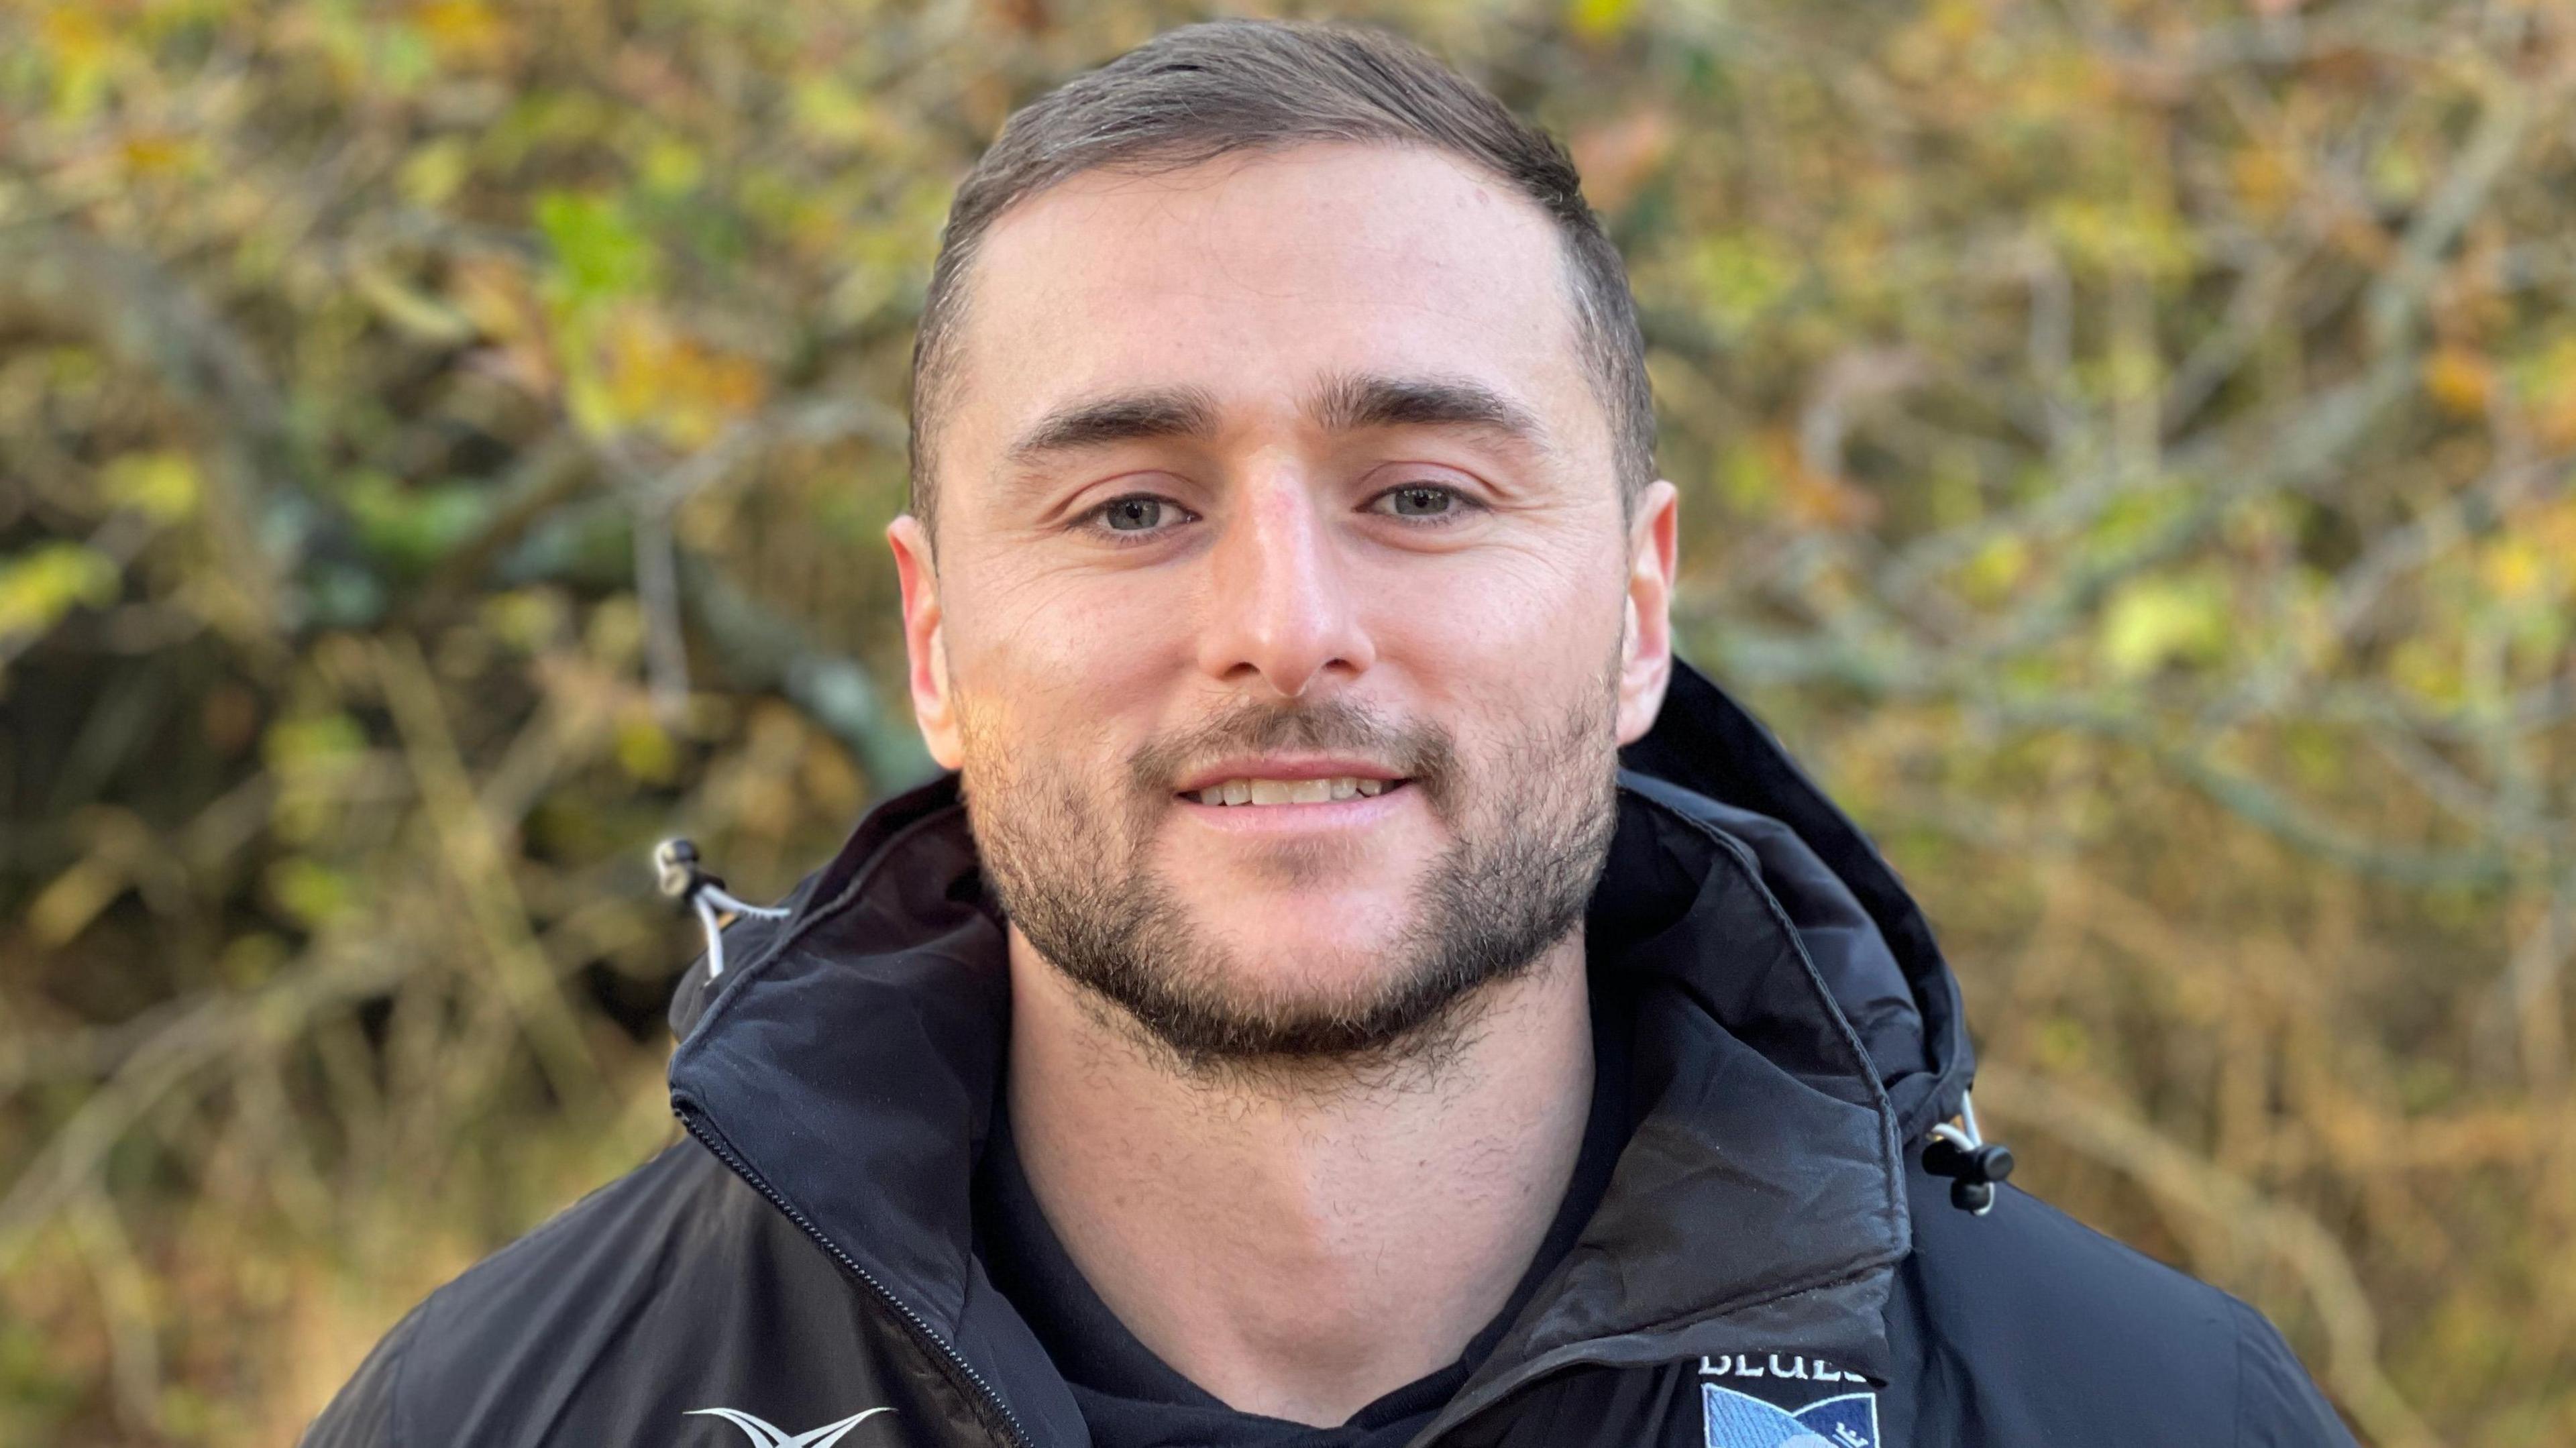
<box><xmin>1613</xmin><ymin>659</ymin><xmax>1974</xmax><ymax>1138</ymax></box>
<box><xmin>663</xmin><ymin>659</ymin><xmax>1975</xmax><ymax>1446</ymax></box>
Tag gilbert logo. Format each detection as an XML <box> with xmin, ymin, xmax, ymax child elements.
<box><xmin>685</xmin><ymin>1406</ymin><xmax>894</xmax><ymax>1447</ymax></box>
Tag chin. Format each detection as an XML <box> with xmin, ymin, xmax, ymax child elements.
<box><xmin>1169</xmin><ymin>896</ymin><xmax>1401</xmax><ymax>974</ymax></box>
<box><xmin>1197</xmin><ymin>921</ymin><xmax>1417</xmax><ymax>1002</ymax></box>
<box><xmin>1193</xmin><ymin>883</ymin><xmax>1409</xmax><ymax>944</ymax></box>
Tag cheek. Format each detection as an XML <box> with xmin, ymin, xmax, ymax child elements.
<box><xmin>945</xmin><ymin>561</ymin><xmax>1194</xmax><ymax>753</ymax></box>
<box><xmin>1360</xmin><ymin>546</ymin><xmax>1623</xmax><ymax>698</ymax></box>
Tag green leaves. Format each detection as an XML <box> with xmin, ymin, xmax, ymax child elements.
<box><xmin>534</xmin><ymin>191</ymin><xmax>659</xmax><ymax>309</ymax></box>
<box><xmin>338</xmin><ymin>471</ymin><xmax>494</xmax><ymax>577</ymax></box>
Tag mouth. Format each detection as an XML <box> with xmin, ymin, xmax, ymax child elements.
<box><xmin>1180</xmin><ymin>775</ymin><xmax>1412</xmax><ymax>807</ymax></box>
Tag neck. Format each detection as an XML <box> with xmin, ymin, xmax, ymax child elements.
<box><xmin>1004</xmin><ymin>928</ymin><xmax>1595</xmax><ymax>1427</ymax></box>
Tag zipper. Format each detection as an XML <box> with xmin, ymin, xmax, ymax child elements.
<box><xmin>678</xmin><ymin>1103</ymin><xmax>1036</xmax><ymax>1448</ymax></box>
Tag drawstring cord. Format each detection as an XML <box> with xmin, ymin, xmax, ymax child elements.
<box><xmin>653</xmin><ymin>838</ymin><xmax>790</xmax><ymax>981</ymax></box>
<box><xmin>1923</xmin><ymin>1090</ymin><xmax>2014</xmax><ymax>1215</ymax></box>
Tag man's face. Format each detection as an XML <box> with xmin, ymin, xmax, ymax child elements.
<box><xmin>890</xmin><ymin>143</ymin><xmax>1677</xmax><ymax>1064</ymax></box>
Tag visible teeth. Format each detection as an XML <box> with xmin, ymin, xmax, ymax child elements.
<box><xmin>1191</xmin><ymin>776</ymin><xmax>1399</xmax><ymax>806</ymax></box>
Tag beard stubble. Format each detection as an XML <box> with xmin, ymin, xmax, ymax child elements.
<box><xmin>958</xmin><ymin>661</ymin><xmax>1623</xmax><ymax>1076</ymax></box>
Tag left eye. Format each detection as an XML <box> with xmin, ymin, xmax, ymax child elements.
<box><xmin>1097</xmin><ymin>496</ymin><xmax>1175</xmax><ymax>531</ymax></box>
<box><xmin>1377</xmin><ymin>485</ymin><xmax>1457</xmax><ymax>518</ymax></box>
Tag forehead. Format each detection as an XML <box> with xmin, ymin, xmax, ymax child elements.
<box><xmin>939</xmin><ymin>144</ymin><xmax>1600</xmax><ymax>482</ymax></box>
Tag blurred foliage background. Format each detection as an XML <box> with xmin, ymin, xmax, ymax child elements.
<box><xmin>1</xmin><ymin>0</ymin><xmax>2571</xmax><ymax>1443</ymax></box>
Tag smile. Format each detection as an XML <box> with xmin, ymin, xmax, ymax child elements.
<box><xmin>1187</xmin><ymin>776</ymin><xmax>1403</xmax><ymax>806</ymax></box>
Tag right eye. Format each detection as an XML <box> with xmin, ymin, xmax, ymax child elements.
<box><xmin>1100</xmin><ymin>496</ymin><xmax>1170</xmax><ymax>531</ymax></box>
<box><xmin>1083</xmin><ymin>494</ymin><xmax>1196</xmax><ymax>541</ymax></box>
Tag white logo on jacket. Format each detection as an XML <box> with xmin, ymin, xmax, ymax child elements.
<box><xmin>685</xmin><ymin>1406</ymin><xmax>894</xmax><ymax>1447</ymax></box>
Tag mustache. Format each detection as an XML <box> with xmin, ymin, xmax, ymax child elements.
<box><xmin>1126</xmin><ymin>697</ymin><xmax>1462</xmax><ymax>820</ymax></box>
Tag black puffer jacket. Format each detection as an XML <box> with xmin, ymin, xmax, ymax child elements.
<box><xmin>302</xmin><ymin>661</ymin><xmax>2358</xmax><ymax>1448</ymax></box>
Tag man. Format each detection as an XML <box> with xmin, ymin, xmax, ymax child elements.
<box><xmin>306</xmin><ymin>20</ymin><xmax>2358</xmax><ymax>1448</ymax></box>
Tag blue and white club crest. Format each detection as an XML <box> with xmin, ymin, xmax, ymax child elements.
<box><xmin>1702</xmin><ymin>1382</ymin><xmax>1880</xmax><ymax>1448</ymax></box>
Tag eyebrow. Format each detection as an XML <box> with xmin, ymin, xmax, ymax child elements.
<box><xmin>1005</xmin><ymin>386</ymin><xmax>1222</xmax><ymax>466</ymax></box>
<box><xmin>1307</xmin><ymin>372</ymin><xmax>1547</xmax><ymax>445</ymax></box>
<box><xmin>998</xmin><ymin>372</ymin><xmax>1550</xmax><ymax>479</ymax></box>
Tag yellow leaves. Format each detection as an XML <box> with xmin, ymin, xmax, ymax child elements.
<box><xmin>583</xmin><ymin>595</ymin><xmax>646</xmax><ymax>670</ymax></box>
<box><xmin>2098</xmin><ymin>573</ymin><xmax>2230</xmax><ymax>679</ymax></box>
<box><xmin>2508</xmin><ymin>333</ymin><xmax>2576</xmax><ymax>449</ymax></box>
<box><xmin>1927</xmin><ymin>0</ymin><xmax>1992</xmax><ymax>44</ymax></box>
<box><xmin>2422</xmin><ymin>345</ymin><xmax>2496</xmax><ymax>417</ymax></box>
<box><xmin>38</xmin><ymin>8</ymin><xmax>111</xmax><ymax>63</ymax></box>
<box><xmin>0</xmin><ymin>541</ymin><xmax>119</xmax><ymax>642</ymax></box>
<box><xmin>117</xmin><ymin>131</ymin><xmax>205</xmax><ymax>180</ymax></box>
<box><xmin>411</xmin><ymin>0</ymin><xmax>511</xmax><ymax>67</ymax></box>
<box><xmin>2229</xmin><ymin>144</ymin><xmax>2302</xmax><ymax>220</ymax></box>
<box><xmin>101</xmin><ymin>449</ymin><xmax>200</xmax><ymax>523</ymax></box>
<box><xmin>399</xmin><ymin>138</ymin><xmax>473</xmax><ymax>207</ymax></box>
<box><xmin>2478</xmin><ymin>536</ymin><xmax>2547</xmax><ymax>604</ymax></box>
<box><xmin>1959</xmin><ymin>535</ymin><xmax>2031</xmax><ymax>606</ymax></box>
<box><xmin>1690</xmin><ymin>232</ymin><xmax>1801</xmax><ymax>336</ymax></box>
<box><xmin>217</xmin><ymin>932</ymin><xmax>289</xmax><ymax>990</ymax></box>
<box><xmin>36</xmin><ymin>6</ymin><xmax>127</xmax><ymax>120</ymax></box>
<box><xmin>26</xmin><ymin>842</ymin><xmax>131</xmax><ymax>946</ymax></box>
<box><xmin>1564</xmin><ymin>0</ymin><xmax>1639</xmax><ymax>44</ymax></box>
<box><xmin>639</xmin><ymin>140</ymin><xmax>704</xmax><ymax>198</ymax></box>
<box><xmin>265</xmin><ymin>856</ymin><xmax>354</xmax><ymax>926</ymax></box>
<box><xmin>480</xmin><ymin>587</ymin><xmax>571</xmax><ymax>655</ymax></box>
<box><xmin>566</xmin><ymin>309</ymin><xmax>765</xmax><ymax>451</ymax></box>
<box><xmin>470</xmin><ymin>207</ymin><xmax>771</xmax><ymax>449</ymax></box>
<box><xmin>2523</xmin><ymin>496</ymin><xmax>2576</xmax><ymax>569</ymax></box>
<box><xmin>790</xmin><ymin>78</ymin><xmax>890</xmax><ymax>150</ymax></box>
<box><xmin>2477</xmin><ymin>498</ymin><xmax>2576</xmax><ymax>611</ymax></box>
<box><xmin>352</xmin><ymin>261</ymin><xmax>476</xmax><ymax>345</ymax></box>
<box><xmin>2045</xmin><ymin>197</ymin><xmax>2195</xmax><ymax>280</ymax></box>
<box><xmin>1711</xmin><ymin>430</ymin><xmax>1885</xmax><ymax>531</ymax></box>
<box><xmin>2378</xmin><ymin>496</ymin><xmax>2576</xmax><ymax>712</ymax></box>
<box><xmin>613</xmin><ymin>712</ymin><xmax>680</xmax><ymax>784</ymax></box>
<box><xmin>2390</xmin><ymin>637</ymin><xmax>2461</xmax><ymax>709</ymax></box>
<box><xmin>2364</xmin><ymin>135</ymin><xmax>2427</xmax><ymax>210</ymax></box>
<box><xmin>262</xmin><ymin>712</ymin><xmax>368</xmax><ymax>775</ymax></box>
<box><xmin>2420</xmin><ymin>332</ymin><xmax>2576</xmax><ymax>443</ymax></box>
<box><xmin>262</xmin><ymin>710</ymin><xmax>370</xmax><ymax>846</ymax></box>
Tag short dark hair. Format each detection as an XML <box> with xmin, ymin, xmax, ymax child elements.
<box><xmin>906</xmin><ymin>19</ymin><xmax>1655</xmax><ymax>529</ymax></box>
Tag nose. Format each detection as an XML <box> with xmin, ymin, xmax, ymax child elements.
<box><xmin>1194</xmin><ymin>463</ymin><xmax>1375</xmax><ymax>698</ymax></box>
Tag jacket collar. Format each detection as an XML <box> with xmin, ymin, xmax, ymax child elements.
<box><xmin>665</xmin><ymin>660</ymin><xmax>1968</xmax><ymax>1443</ymax></box>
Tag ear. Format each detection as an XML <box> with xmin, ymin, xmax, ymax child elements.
<box><xmin>888</xmin><ymin>514</ymin><xmax>964</xmax><ymax>771</ymax></box>
<box><xmin>1614</xmin><ymin>480</ymin><xmax>1679</xmax><ymax>747</ymax></box>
